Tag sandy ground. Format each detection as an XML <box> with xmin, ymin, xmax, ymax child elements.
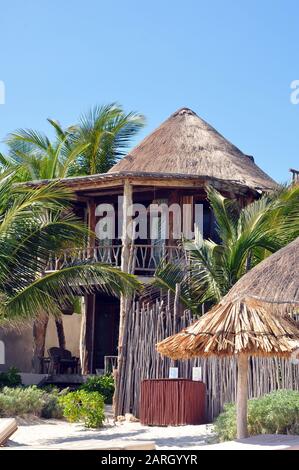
<box><xmin>5</xmin><ymin>411</ymin><xmax>216</xmax><ymax>450</ymax></box>
<box><xmin>5</xmin><ymin>413</ymin><xmax>299</xmax><ymax>450</ymax></box>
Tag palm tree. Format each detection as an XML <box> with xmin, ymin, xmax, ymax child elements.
<box><xmin>0</xmin><ymin>172</ymin><xmax>139</xmax><ymax>325</ymax></box>
<box><xmin>2</xmin><ymin>119</ymin><xmax>88</xmax><ymax>181</ymax></box>
<box><xmin>0</xmin><ymin>104</ymin><xmax>144</xmax><ymax>347</ymax></box>
<box><xmin>2</xmin><ymin>104</ymin><xmax>145</xmax><ymax>179</ymax></box>
<box><xmin>152</xmin><ymin>186</ymin><xmax>299</xmax><ymax>315</ymax></box>
<box><xmin>0</xmin><ymin>122</ymin><xmax>88</xmax><ymax>345</ymax></box>
<box><xmin>68</xmin><ymin>103</ymin><xmax>145</xmax><ymax>175</ymax></box>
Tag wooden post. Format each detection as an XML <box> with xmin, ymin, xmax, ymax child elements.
<box><xmin>119</xmin><ymin>180</ymin><xmax>133</xmax><ymax>354</ymax></box>
<box><xmin>80</xmin><ymin>296</ymin><xmax>88</xmax><ymax>374</ymax></box>
<box><xmin>168</xmin><ymin>190</ymin><xmax>179</xmax><ymax>245</ymax></box>
<box><xmin>170</xmin><ymin>283</ymin><xmax>181</xmax><ymax>368</ymax></box>
<box><xmin>237</xmin><ymin>354</ymin><xmax>249</xmax><ymax>439</ymax></box>
<box><xmin>32</xmin><ymin>311</ymin><xmax>49</xmax><ymax>373</ymax></box>
<box><xmin>80</xmin><ymin>199</ymin><xmax>97</xmax><ymax>374</ymax></box>
<box><xmin>120</xmin><ymin>180</ymin><xmax>133</xmax><ymax>270</ymax></box>
<box><xmin>87</xmin><ymin>198</ymin><xmax>96</xmax><ymax>251</ymax></box>
<box><xmin>114</xmin><ymin>180</ymin><xmax>133</xmax><ymax>416</ymax></box>
<box><xmin>80</xmin><ymin>294</ymin><xmax>96</xmax><ymax>374</ymax></box>
<box><xmin>181</xmin><ymin>194</ymin><xmax>194</xmax><ymax>240</ymax></box>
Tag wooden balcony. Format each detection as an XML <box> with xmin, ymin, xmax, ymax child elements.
<box><xmin>46</xmin><ymin>243</ymin><xmax>185</xmax><ymax>276</ymax></box>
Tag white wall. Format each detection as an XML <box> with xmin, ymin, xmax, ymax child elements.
<box><xmin>45</xmin><ymin>314</ymin><xmax>81</xmax><ymax>357</ymax></box>
<box><xmin>0</xmin><ymin>325</ymin><xmax>34</xmax><ymax>372</ymax></box>
<box><xmin>0</xmin><ymin>314</ymin><xmax>82</xmax><ymax>372</ymax></box>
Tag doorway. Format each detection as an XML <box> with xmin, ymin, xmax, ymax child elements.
<box><xmin>93</xmin><ymin>294</ymin><xmax>120</xmax><ymax>372</ymax></box>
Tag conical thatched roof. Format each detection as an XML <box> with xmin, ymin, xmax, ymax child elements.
<box><xmin>225</xmin><ymin>237</ymin><xmax>299</xmax><ymax>306</ymax></box>
<box><xmin>109</xmin><ymin>108</ymin><xmax>277</xmax><ymax>191</ymax></box>
<box><xmin>156</xmin><ymin>299</ymin><xmax>299</xmax><ymax>359</ymax></box>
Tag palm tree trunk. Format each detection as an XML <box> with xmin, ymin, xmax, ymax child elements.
<box><xmin>55</xmin><ymin>316</ymin><xmax>66</xmax><ymax>349</ymax></box>
<box><xmin>237</xmin><ymin>354</ymin><xmax>249</xmax><ymax>439</ymax></box>
<box><xmin>32</xmin><ymin>311</ymin><xmax>49</xmax><ymax>373</ymax></box>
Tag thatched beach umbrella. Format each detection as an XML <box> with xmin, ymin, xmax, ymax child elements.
<box><xmin>223</xmin><ymin>236</ymin><xmax>299</xmax><ymax>309</ymax></box>
<box><xmin>157</xmin><ymin>238</ymin><xmax>299</xmax><ymax>439</ymax></box>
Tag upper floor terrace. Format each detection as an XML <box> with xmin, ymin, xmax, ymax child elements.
<box><xmin>28</xmin><ymin>107</ymin><xmax>276</xmax><ymax>277</ymax></box>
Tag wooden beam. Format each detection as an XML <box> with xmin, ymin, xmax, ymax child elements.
<box><xmin>70</xmin><ymin>176</ymin><xmax>203</xmax><ymax>191</ymax></box>
<box><xmin>237</xmin><ymin>354</ymin><xmax>249</xmax><ymax>439</ymax></box>
<box><xmin>87</xmin><ymin>198</ymin><xmax>96</xmax><ymax>248</ymax></box>
<box><xmin>167</xmin><ymin>190</ymin><xmax>180</xmax><ymax>244</ymax></box>
<box><xmin>22</xmin><ymin>171</ymin><xmax>263</xmax><ymax>197</ymax></box>
<box><xmin>181</xmin><ymin>194</ymin><xmax>194</xmax><ymax>240</ymax></box>
<box><xmin>79</xmin><ymin>200</ymin><xmax>97</xmax><ymax>374</ymax></box>
<box><xmin>80</xmin><ymin>294</ymin><xmax>96</xmax><ymax>374</ymax></box>
<box><xmin>120</xmin><ymin>180</ymin><xmax>133</xmax><ymax>272</ymax></box>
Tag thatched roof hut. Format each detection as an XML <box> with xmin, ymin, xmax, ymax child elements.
<box><xmin>224</xmin><ymin>236</ymin><xmax>299</xmax><ymax>307</ymax></box>
<box><xmin>21</xmin><ymin>108</ymin><xmax>276</xmax><ymax>201</ymax></box>
<box><xmin>156</xmin><ymin>238</ymin><xmax>299</xmax><ymax>439</ymax></box>
<box><xmin>109</xmin><ymin>108</ymin><xmax>277</xmax><ymax>192</ymax></box>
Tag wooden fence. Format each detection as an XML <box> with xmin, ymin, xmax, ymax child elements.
<box><xmin>117</xmin><ymin>296</ymin><xmax>299</xmax><ymax>421</ymax></box>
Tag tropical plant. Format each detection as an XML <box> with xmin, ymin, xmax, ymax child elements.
<box><xmin>1</xmin><ymin>104</ymin><xmax>145</xmax><ymax>179</ymax></box>
<box><xmin>67</xmin><ymin>103</ymin><xmax>145</xmax><ymax>175</ymax></box>
<box><xmin>0</xmin><ymin>106</ymin><xmax>143</xmax><ymax>337</ymax></box>
<box><xmin>215</xmin><ymin>390</ymin><xmax>299</xmax><ymax>441</ymax></box>
<box><xmin>40</xmin><ymin>386</ymin><xmax>69</xmax><ymax>419</ymax></box>
<box><xmin>152</xmin><ymin>185</ymin><xmax>299</xmax><ymax>314</ymax></box>
<box><xmin>81</xmin><ymin>375</ymin><xmax>114</xmax><ymax>404</ymax></box>
<box><xmin>0</xmin><ymin>367</ymin><xmax>22</xmax><ymax>388</ymax></box>
<box><xmin>0</xmin><ymin>385</ymin><xmax>63</xmax><ymax>418</ymax></box>
<box><xmin>0</xmin><ymin>171</ymin><xmax>139</xmax><ymax>324</ymax></box>
<box><xmin>2</xmin><ymin>119</ymin><xmax>88</xmax><ymax>181</ymax></box>
<box><xmin>59</xmin><ymin>389</ymin><xmax>105</xmax><ymax>428</ymax></box>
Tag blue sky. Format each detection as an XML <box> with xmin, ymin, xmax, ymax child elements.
<box><xmin>0</xmin><ymin>0</ymin><xmax>298</xmax><ymax>182</ymax></box>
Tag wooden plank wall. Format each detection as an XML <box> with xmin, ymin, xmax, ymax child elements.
<box><xmin>117</xmin><ymin>295</ymin><xmax>299</xmax><ymax>421</ymax></box>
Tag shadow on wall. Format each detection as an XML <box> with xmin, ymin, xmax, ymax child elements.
<box><xmin>0</xmin><ymin>315</ymin><xmax>82</xmax><ymax>373</ymax></box>
<box><xmin>0</xmin><ymin>326</ymin><xmax>33</xmax><ymax>372</ymax></box>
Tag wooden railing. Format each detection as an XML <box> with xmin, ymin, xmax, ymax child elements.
<box><xmin>132</xmin><ymin>244</ymin><xmax>185</xmax><ymax>273</ymax></box>
<box><xmin>46</xmin><ymin>243</ymin><xmax>185</xmax><ymax>276</ymax></box>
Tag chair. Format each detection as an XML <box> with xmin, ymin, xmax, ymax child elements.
<box><xmin>48</xmin><ymin>347</ymin><xmax>79</xmax><ymax>374</ymax></box>
<box><xmin>0</xmin><ymin>418</ymin><xmax>18</xmax><ymax>446</ymax></box>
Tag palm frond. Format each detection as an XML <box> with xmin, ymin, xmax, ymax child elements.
<box><xmin>153</xmin><ymin>185</ymin><xmax>299</xmax><ymax>313</ymax></box>
<box><xmin>1</xmin><ymin>263</ymin><xmax>140</xmax><ymax>323</ymax></box>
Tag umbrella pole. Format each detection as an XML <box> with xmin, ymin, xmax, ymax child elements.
<box><xmin>236</xmin><ymin>354</ymin><xmax>248</xmax><ymax>439</ymax></box>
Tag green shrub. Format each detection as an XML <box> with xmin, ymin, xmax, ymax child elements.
<box><xmin>59</xmin><ymin>390</ymin><xmax>105</xmax><ymax>428</ymax></box>
<box><xmin>0</xmin><ymin>386</ymin><xmax>44</xmax><ymax>416</ymax></box>
<box><xmin>0</xmin><ymin>367</ymin><xmax>22</xmax><ymax>388</ymax></box>
<box><xmin>215</xmin><ymin>389</ymin><xmax>299</xmax><ymax>441</ymax></box>
<box><xmin>0</xmin><ymin>386</ymin><xmax>63</xmax><ymax>419</ymax></box>
<box><xmin>81</xmin><ymin>375</ymin><xmax>114</xmax><ymax>404</ymax></box>
<box><xmin>40</xmin><ymin>388</ymin><xmax>64</xmax><ymax>419</ymax></box>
